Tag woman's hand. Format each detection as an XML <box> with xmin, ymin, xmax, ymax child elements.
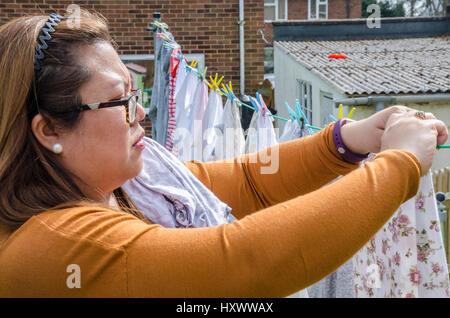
<box><xmin>380</xmin><ymin>113</ymin><xmax>447</xmax><ymax>175</ymax></box>
<box><xmin>340</xmin><ymin>106</ymin><xmax>448</xmax><ymax>155</ymax></box>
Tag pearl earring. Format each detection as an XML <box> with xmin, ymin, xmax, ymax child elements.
<box><xmin>52</xmin><ymin>143</ymin><xmax>63</xmax><ymax>154</ymax></box>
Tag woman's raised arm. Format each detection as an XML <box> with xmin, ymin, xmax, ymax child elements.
<box><xmin>183</xmin><ymin>123</ymin><xmax>360</xmax><ymax>219</ymax></box>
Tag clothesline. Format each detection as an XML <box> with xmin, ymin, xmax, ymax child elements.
<box><xmin>152</xmin><ymin>22</ymin><xmax>449</xmax><ymax>150</ymax></box>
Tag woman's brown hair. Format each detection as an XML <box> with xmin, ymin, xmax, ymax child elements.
<box><xmin>0</xmin><ymin>10</ymin><xmax>148</xmax><ymax>228</ymax></box>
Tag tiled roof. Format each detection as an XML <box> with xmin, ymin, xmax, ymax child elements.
<box><xmin>275</xmin><ymin>37</ymin><xmax>450</xmax><ymax>96</ymax></box>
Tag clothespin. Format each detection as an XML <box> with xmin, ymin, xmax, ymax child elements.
<box><xmin>249</xmin><ymin>96</ymin><xmax>259</xmax><ymax>112</ymax></box>
<box><xmin>285</xmin><ymin>102</ymin><xmax>298</xmax><ymax>122</ymax></box>
<box><xmin>295</xmin><ymin>99</ymin><xmax>314</xmax><ymax>135</ymax></box>
<box><xmin>217</xmin><ymin>76</ymin><xmax>224</xmax><ymax>87</ymax></box>
<box><xmin>348</xmin><ymin>107</ymin><xmax>356</xmax><ymax>119</ymax></box>
<box><xmin>174</xmin><ymin>51</ymin><xmax>185</xmax><ymax>61</ymax></box>
<box><xmin>221</xmin><ymin>83</ymin><xmax>232</xmax><ymax>100</ymax></box>
<box><xmin>338</xmin><ymin>104</ymin><xmax>344</xmax><ymax>120</ymax></box>
<box><xmin>209</xmin><ymin>76</ymin><xmax>218</xmax><ymax>90</ymax></box>
<box><xmin>256</xmin><ymin>91</ymin><xmax>262</xmax><ymax>105</ymax></box>
<box><xmin>225</xmin><ymin>83</ymin><xmax>238</xmax><ymax>101</ymax></box>
<box><xmin>152</xmin><ymin>21</ymin><xmax>169</xmax><ymax>30</ymax></box>
<box><xmin>190</xmin><ymin>59</ymin><xmax>199</xmax><ymax>68</ymax></box>
<box><xmin>329</xmin><ymin>114</ymin><xmax>338</xmax><ymax>122</ymax></box>
<box><xmin>195</xmin><ymin>66</ymin><xmax>207</xmax><ymax>80</ymax></box>
<box><xmin>205</xmin><ymin>79</ymin><xmax>214</xmax><ymax>91</ymax></box>
<box><xmin>208</xmin><ymin>74</ymin><xmax>224</xmax><ymax>95</ymax></box>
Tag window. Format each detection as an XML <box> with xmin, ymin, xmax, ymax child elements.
<box><xmin>264</xmin><ymin>47</ymin><xmax>274</xmax><ymax>73</ymax></box>
<box><xmin>264</xmin><ymin>0</ymin><xmax>288</xmax><ymax>22</ymax></box>
<box><xmin>308</xmin><ymin>0</ymin><xmax>328</xmax><ymax>20</ymax></box>
<box><xmin>299</xmin><ymin>81</ymin><xmax>313</xmax><ymax>124</ymax></box>
<box><xmin>119</xmin><ymin>53</ymin><xmax>205</xmax><ymax>111</ymax></box>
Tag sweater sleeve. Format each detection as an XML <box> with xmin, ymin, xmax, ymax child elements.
<box><xmin>183</xmin><ymin>123</ymin><xmax>361</xmax><ymax>219</ymax></box>
<box><xmin>124</xmin><ymin>149</ymin><xmax>421</xmax><ymax>297</ymax></box>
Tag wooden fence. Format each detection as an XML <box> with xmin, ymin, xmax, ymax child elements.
<box><xmin>432</xmin><ymin>167</ymin><xmax>450</xmax><ymax>264</ymax></box>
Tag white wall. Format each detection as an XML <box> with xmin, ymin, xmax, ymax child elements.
<box><xmin>274</xmin><ymin>45</ymin><xmax>347</xmax><ymax>134</ymax></box>
<box><xmin>274</xmin><ymin>44</ymin><xmax>450</xmax><ymax>170</ymax></box>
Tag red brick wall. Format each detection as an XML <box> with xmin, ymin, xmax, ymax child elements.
<box><xmin>0</xmin><ymin>2</ymin><xmax>264</xmax><ymax>92</ymax></box>
<box><xmin>0</xmin><ymin>0</ymin><xmax>265</xmax><ymax>138</ymax></box>
<box><xmin>288</xmin><ymin>0</ymin><xmax>309</xmax><ymax>19</ymax></box>
<box><xmin>141</xmin><ymin>114</ymin><xmax>153</xmax><ymax>139</ymax></box>
<box><xmin>328</xmin><ymin>0</ymin><xmax>362</xmax><ymax>19</ymax></box>
<box><xmin>263</xmin><ymin>0</ymin><xmax>361</xmax><ymax>45</ymax></box>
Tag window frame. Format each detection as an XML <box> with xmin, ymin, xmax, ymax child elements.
<box><xmin>264</xmin><ymin>0</ymin><xmax>288</xmax><ymax>23</ymax></box>
<box><xmin>299</xmin><ymin>80</ymin><xmax>313</xmax><ymax>124</ymax></box>
<box><xmin>308</xmin><ymin>0</ymin><xmax>328</xmax><ymax>20</ymax></box>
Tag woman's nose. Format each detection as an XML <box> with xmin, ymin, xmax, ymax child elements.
<box><xmin>133</xmin><ymin>103</ymin><xmax>146</xmax><ymax>125</ymax></box>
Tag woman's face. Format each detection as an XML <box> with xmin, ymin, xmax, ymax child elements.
<box><xmin>56</xmin><ymin>41</ymin><xmax>146</xmax><ymax>198</ymax></box>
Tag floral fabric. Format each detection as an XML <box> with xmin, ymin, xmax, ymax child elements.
<box><xmin>353</xmin><ymin>172</ymin><xmax>450</xmax><ymax>298</ymax></box>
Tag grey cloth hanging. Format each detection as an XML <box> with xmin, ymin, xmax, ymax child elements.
<box><xmin>149</xmin><ymin>30</ymin><xmax>174</xmax><ymax>146</ymax></box>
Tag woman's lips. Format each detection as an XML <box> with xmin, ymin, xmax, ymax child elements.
<box><xmin>133</xmin><ymin>132</ymin><xmax>145</xmax><ymax>149</ymax></box>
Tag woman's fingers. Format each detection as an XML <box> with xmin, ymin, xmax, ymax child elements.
<box><xmin>386</xmin><ymin>106</ymin><xmax>447</xmax><ymax>146</ymax></box>
<box><xmin>431</xmin><ymin>119</ymin><xmax>449</xmax><ymax>146</ymax></box>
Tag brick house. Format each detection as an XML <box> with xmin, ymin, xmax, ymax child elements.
<box><xmin>0</xmin><ymin>0</ymin><xmax>266</xmax><ymax>137</ymax></box>
<box><xmin>263</xmin><ymin>0</ymin><xmax>362</xmax><ymax>45</ymax></box>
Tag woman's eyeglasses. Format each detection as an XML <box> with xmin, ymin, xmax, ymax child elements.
<box><xmin>78</xmin><ymin>89</ymin><xmax>142</xmax><ymax>124</ymax></box>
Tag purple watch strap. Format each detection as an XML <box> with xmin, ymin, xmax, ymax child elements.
<box><xmin>333</xmin><ymin>119</ymin><xmax>369</xmax><ymax>163</ymax></box>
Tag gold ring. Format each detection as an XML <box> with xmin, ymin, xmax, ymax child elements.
<box><xmin>415</xmin><ymin>111</ymin><xmax>426</xmax><ymax>120</ymax></box>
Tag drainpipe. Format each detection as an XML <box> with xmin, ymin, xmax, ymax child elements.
<box><xmin>346</xmin><ymin>0</ymin><xmax>351</xmax><ymax>18</ymax></box>
<box><xmin>334</xmin><ymin>94</ymin><xmax>450</xmax><ymax>111</ymax></box>
<box><xmin>239</xmin><ymin>0</ymin><xmax>245</xmax><ymax>96</ymax></box>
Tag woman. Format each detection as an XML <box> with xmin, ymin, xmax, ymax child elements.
<box><xmin>0</xmin><ymin>10</ymin><xmax>447</xmax><ymax>297</ymax></box>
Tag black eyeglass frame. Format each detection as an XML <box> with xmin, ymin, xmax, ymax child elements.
<box><xmin>78</xmin><ymin>89</ymin><xmax>142</xmax><ymax>124</ymax></box>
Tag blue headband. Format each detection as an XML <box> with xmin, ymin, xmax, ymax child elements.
<box><xmin>34</xmin><ymin>13</ymin><xmax>63</xmax><ymax>71</ymax></box>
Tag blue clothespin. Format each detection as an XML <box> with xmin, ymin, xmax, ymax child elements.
<box><xmin>295</xmin><ymin>99</ymin><xmax>313</xmax><ymax>134</ymax></box>
<box><xmin>249</xmin><ymin>96</ymin><xmax>259</xmax><ymax>113</ymax></box>
<box><xmin>329</xmin><ymin>114</ymin><xmax>338</xmax><ymax>122</ymax></box>
<box><xmin>175</xmin><ymin>51</ymin><xmax>184</xmax><ymax>61</ymax></box>
<box><xmin>285</xmin><ymin>102</ymin><xmax>301</xmax><ymax>126</ymax></box>
<box><xmin>225</xmin><ymin>83</ymin><xmax>239</xmax><ymax>102</ymax></box>
<box><xmin>256</xmin><ymin>92</ymin><xmax>262</xmax><ymax>105</ymax></box>
<box><xmin>220</xmin><ymin>86</ymin><xmax>231</xmax><ymax>100</ymax></box>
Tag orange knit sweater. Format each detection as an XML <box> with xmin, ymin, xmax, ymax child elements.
<box><xmin>0</xmin><ymin>123</ymin><xmax>421</xmax><ymax>297</ymax></box>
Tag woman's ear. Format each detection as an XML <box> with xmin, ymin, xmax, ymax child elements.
<box><xmin>31</xmin><ymin>114</ymin><xmax>61</xmax><ymax>153</ymax></box>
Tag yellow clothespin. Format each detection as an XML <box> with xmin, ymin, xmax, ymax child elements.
<box><xmin>348</xmin><ymin>107</ymin><xmax>356</xmax><ymax>119</ymax></box>
<box><xmin>208</xmin><ymin>74</ymin><xmax>224</xmax><ymax>95</ymax></box>
<box><xmin>217</xmin><ymin>76</ymin><xmax>224</xmax><ymax>87</ymax></box>
<box><xmin>221</xmin><ymin>83</ymin><xmax>229</xmax><ymax>95</ymax></box>
<box><xmin>338</xmin><ymin>104</ymin><xmax>343</xmax><ymax>120</ymax></box>
<box><xmin>190</xmin><ymin>59</ymin><xmax>199</xmax><ymax>68</ymax></box>
<box><xmin>228</xmin><ymin>81</ymin><xmax>234</xmax><ymax>94</ymax></box>
<box><xmin>209</xmin><ymin>76</ymin><xmax>217</xmax><ymax>89</ymax></box>
<box><xmin>205</xmin><ymin>80</ymin><xmax>214</xmax><ymax>91</ymax></box>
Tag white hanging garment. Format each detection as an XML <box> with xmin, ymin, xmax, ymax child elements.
<box><xmin>245</xmin><ymin>96</ymin><xmax>278</xmax><ymax>154</ymax></box>
<box><xmin>215</xmin><ymin>98</ymin><xmax>245</xmax><ymax>161</ymax></box>
<box><xmin>189</xmin><ymin>80</ymin><xmax>209</xmax><ymax>162</ymax></box>
<box><xmin>202</xmin><ymin>89</ymin><xmax>224</xmax><ymax>162</ymax></box>
<box><xmin>173</xmin><ymin>70</ymin><xmax>200</xmax><ymax>160</ymax></box>
<box><xmin>353</xmin><ymin>172</ymin><xmax>450</xmax><ymax>298</ymax></box>
<box><xmin>279</xmin><ymin>118</ymin><xmax>311</xmax><ymax>143</ymax></box>
<box><xmin>174</xmin><ymin>58</ymin><xmax>187</xmax><ymax>99</ymax></box>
